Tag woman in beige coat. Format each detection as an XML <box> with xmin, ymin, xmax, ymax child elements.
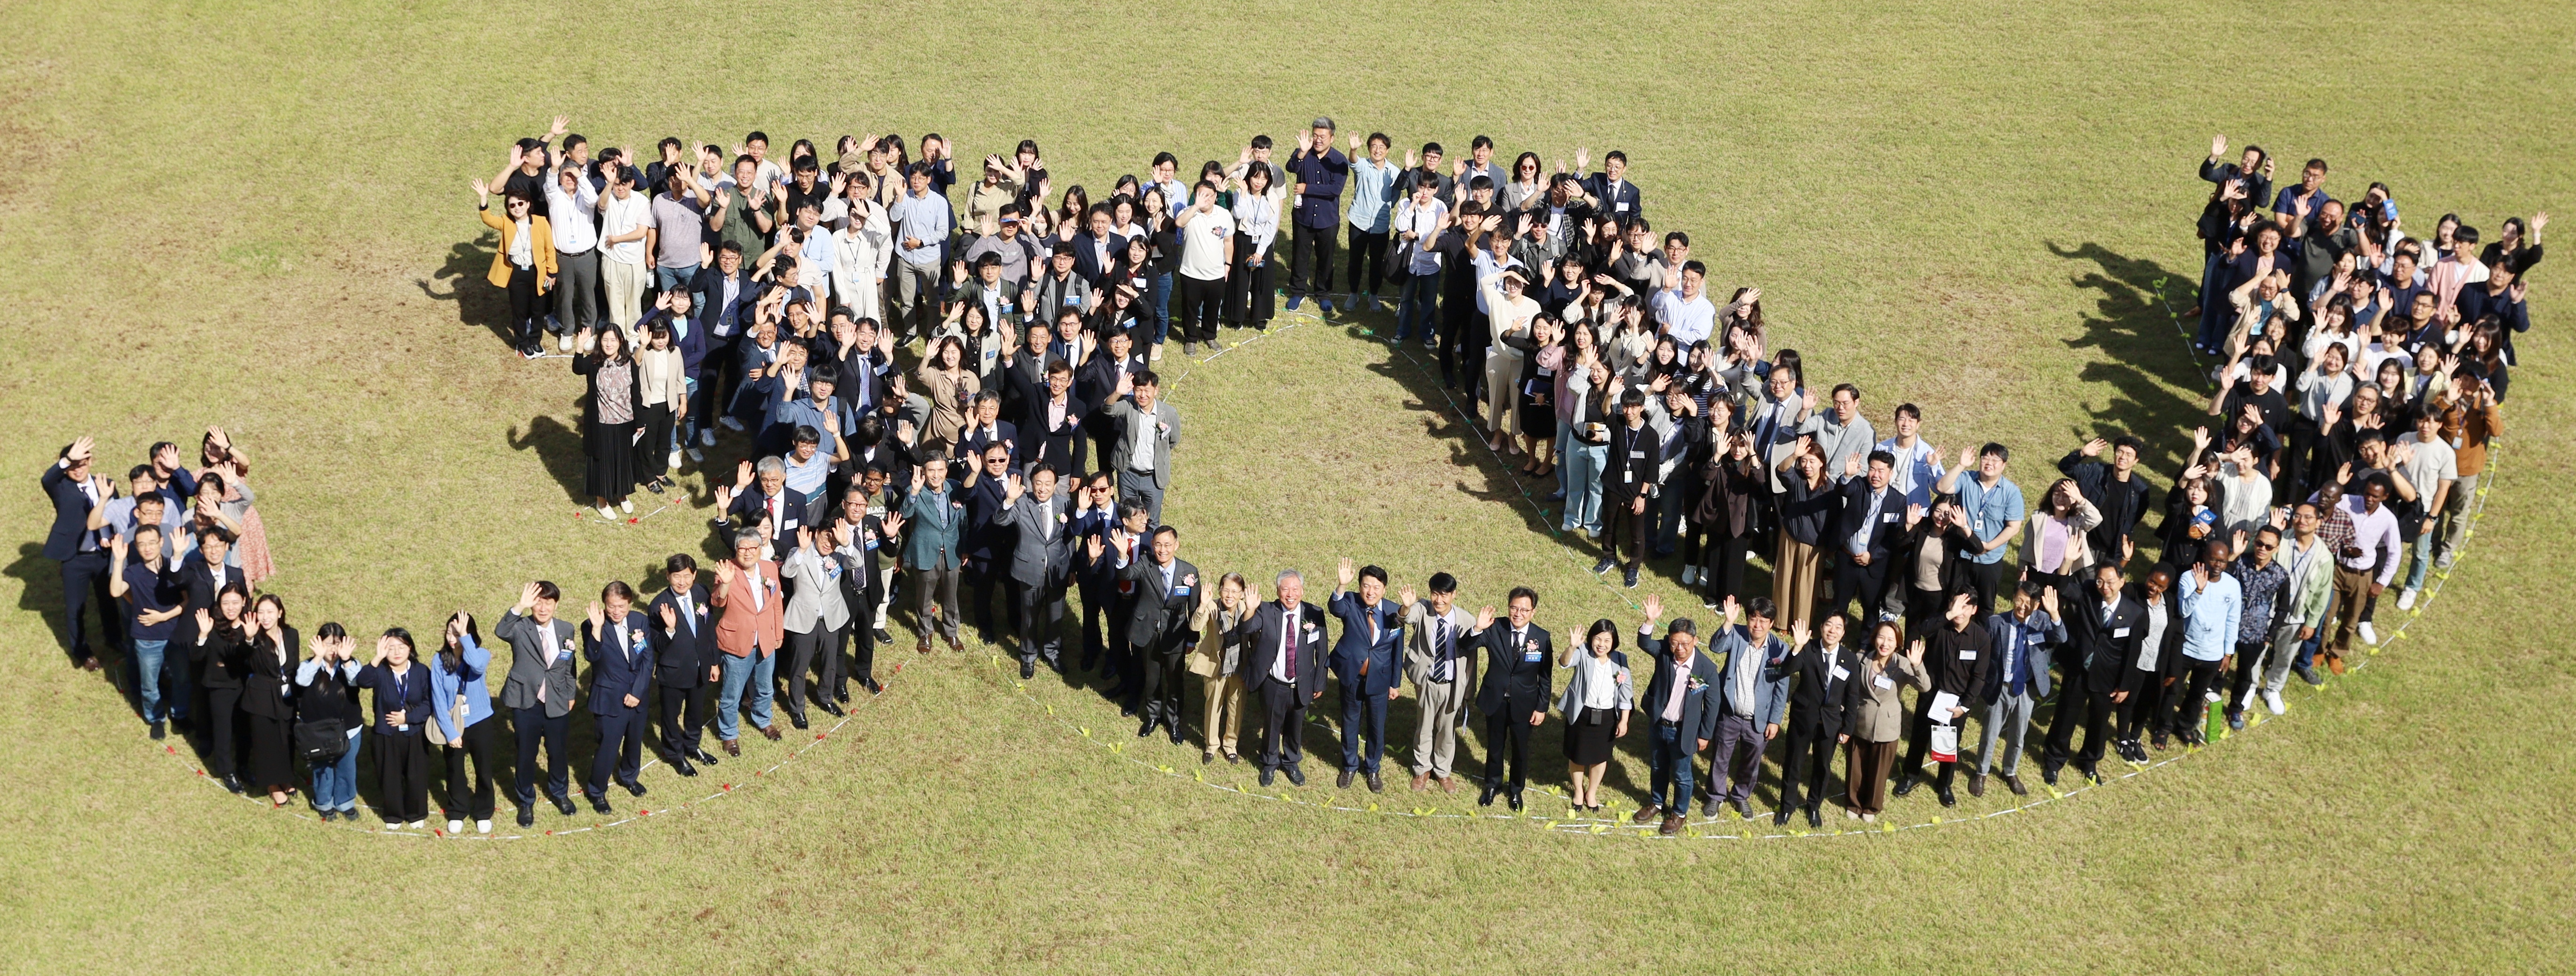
<box><xmin>635</xmin><ymin>303</ymin><xmax>690</xmax><ymax>494</ymax></box>
<box><xmin>1479</xmin><ymin>247</ymin><xmax>1539</xmax><ymax>454</ymax></box>
<box><xmin>1841</xmin><ymin>620</ymin><xmax>1928</xmax><ymax>822</ymax></box>
<box><xmin>1187</xmin><ymin>573</ymin><xmax>1254</xmax><ymax>764</ymax></box>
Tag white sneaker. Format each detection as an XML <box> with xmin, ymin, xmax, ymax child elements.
<box><xmin>620</xmin><ymin>499</ymin><xmax>635</xmax><ymax>514</ymax></box>
<box><xmin>476</xmin><ymin>819</ymin><xmax>493</xmax><ymax>834</ymax></box>
<box><xmin>700</xmin><ymin>428</ymin><xmax>718</xmax><ymax>446</ymax></box>
<box><xmin>447</xmin><ymin>819</ymin><xmax>464</xmax><ymax>834</ymax></box>
<box><xmin>2396</xmin><ymin>589</ymin><xmax>2417</xmax><ymax>611</ymax></box>
<box><xmin>1150</xmin><ymin>345</ymin><xmax>1164</xmax><ymax>362</ymax></box>
<box><xmin>668</xmin><ymin>450</ymin><xmax>683</xmax><ymax>469</ymax></box>
<box><xmin>597</xmin><ymin>505</ymin><xmax>617</xmax><ymax>520</ymax></box>
<box><xmin>2261</xmin><ymin>689</ymin><xmax>2284</xmax><ymax>715</ymax></box>
<box><xmin>2204</xmin><ymin>689</ymin><xmax>2221</xmax><ymax>703</ymax></box>
<box><xmin>719</xmin><ymin>417</ymin><xmax>744</xmax><ymax>432</ymax></box>
<box><xmin>557</xmin><ymin>334</ymin><xmax>573</xmax><ymax>352</ymax></box>
<box><xmin>407</xmin><ymin>819</ymin><xmax>427</xmax><ymax>830</ymax></box>
<box><xmin>2359</xmin><ymin>621</ymin><xmax>2379</xmax><ymax>645</ymax></box>
<box><xmin>1681</xmin><ymin>566</ymin><xmax>1699</xmax><ymax>586</ymax></box>
<box><xmin>687</xmin><ymin>447</ymin><xmax>704</xmax><ymax>463</ymax></box>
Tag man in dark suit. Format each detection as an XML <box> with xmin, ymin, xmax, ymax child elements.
<box><xmin>996</xmin><ymin>318</ymin><xmax>1057</xmax><ymax>427</ymax></box>
<box><xmin>1067</xmin><ymin>475</ymin><xmax>1125</xmax><ymax>676</ymax></box>
<box><xmin>1580</xmin><ymin>150</ymin><xmax>1644</xmax><ymax>221</ymax></box>
<box><xmin>688</xmin><ymin>242</ymin><xmax>762</xmax><ymax>449</ymax></box>
<box><xmin>2042</xmin><ymin>563</ymin><xmax>2144</xmax><ymax>784</ymax></box>
<box><xmin>495</xmin><ymin>581</ymin><xmax>582</xmax><ymax>827</ymax></box>
<box><xmin>713</xmin><ymin>456</ymin><xmax>813</xmax><ymax>563</ymax></box>
<box><xmin>1326</xmin><ymin>560</ymin><xmax>1405</xmax><ymax>792</ymax></box>
<box><xmin>832</xmin><ymin>479</ymin><xmax>900</xmax><ymax>695</ymax></box>
<box><xmin>1469</xmin><ymin>587</ymin><xmax>1553</xmax><ymax>810</ymax></box>
<box><xmin>947</xmin><ymin>252</ymin><xmax>1023</xmax><ymax>328</ymax></box>
<box><xmin>959</xmin><ymin>443</ymin><xmax>1016</xmax><ymax>645</ymax></box>
<box><xmin>1076</xmin><ymin>330</ymin><xmax>1149</xmax><ymax>473</ymax></box>
<box><xmin>956</xmin><ymin>395</ymin><xmax>1021</xmax><ymax>473</ymax></box>
<box><xmin>1770</xmin><ymin>613</ymin><xmax>1853</xmax><ymax>827</ymax></box>
<box><xmin>580</xmin><ymin>582</ymin><xmax>656</xmax><ymax>814</ymax></box>
<box><xmin>1069</xmin><ymin>205</ymin><xmax>1126</xmax><ymax>287</ymax></box>
<box><xmin>1896</xmin><ymin>591</ymin><xmax>1993</xmax><ymax>807</ymax></box>
<box><xmin>1110</xmin><ymin>524</ymin><xmax>1200</xmax><ymax>743</ymax></box>
<box><xmin>1830</xmin><ymin>450</ymin><xmax>1908</xmax><ymax>624</ymax></box>
<box><xmin>41</xmin><ymin>437</ymin><xmax>118</xmax><ymax>669</ymax></box>
<box><xmin>1234</xmin><ymin>570</ymin><xmax>1330</xmax><ymax>787</ymax></box>
<box><xmin>996</xmin><ymin>466</ymin><xmax>1073</xmax><ymax>678</ymax></box>
<box><xmin>1633</xmin><ymin>597</ymin><xmax>1720</xmax><ymax>835</ymax></box>
<box><xmin>649</xmin><ymin>555</ymin><xmax>718</xmax><ymax>776</ymax></box>
<box><xmin>1018</xmin><ymin>360</ymin><xmax>1087</xmax><ymax>478</ymax></box>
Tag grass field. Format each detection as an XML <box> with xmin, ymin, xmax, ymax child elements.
<box><xmin>3</xmin><ymin>0</ymin><xmax>2571</xmax><ymax>970</ymax></box>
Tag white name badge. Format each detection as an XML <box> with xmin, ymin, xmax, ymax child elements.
<box><xmin>1873</xmin><ymin>674</ymin><xmax>1895</xmax><ymax>690</ymax></box>
<box><xmin>1959</xmin><ymin>650</ymin><xmax>1978</xmax><ymax>661</ymax></box>
<box><xmin>1615</xmin><ymin>202</ymin><xmax>1630</xmax><ymax>212</ymax></box>
<box><xmin>1882</xmin><ymin>512</ymin><xmax>1898</xmax><ymax>523</ymax></box>
<box><xmin>1830</xmin><ymin>665</ymin><xmax>1851</xmax><ymax>682</ymax></box>
<box><xmin>2112</xmin><ymin>627</ymin><xmax>2131</xmax><ymax>638</ymax></box>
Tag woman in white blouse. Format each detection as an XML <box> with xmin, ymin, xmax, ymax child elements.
<box><xmin>1225</xmin><ymin>163</ymin><xmax>1282</xmax><ymax>331</ymax></box>
<box><xmin>832</xmin><ymin>179</ymin><xmax>890</xmax><ymax>323</ymax></box>
<box><xmin>1554</xmin><ymin>618</ymin><xmax>1632</xmax><ymax>814</ymax></box>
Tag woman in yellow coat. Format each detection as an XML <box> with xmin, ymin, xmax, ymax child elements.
<box><xmin>475</xmin><ymin>177</ymin><xmax>558</xmax><ymax>358</ymax></box>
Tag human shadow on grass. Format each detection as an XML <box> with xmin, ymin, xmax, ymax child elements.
<box><xmin>419</xmin><ymin>236</ymin><xmax>525</xmax><ymax>353</ymax></box>
<box><xmin>2048</xmin><ymin>241</ymin><xmax>2212</xmax><ymax>473</ymax></box>
<box><xmin>506</xmin><ymin>415</ymin><xmax>591</xmax><ymax>505</ymax></box>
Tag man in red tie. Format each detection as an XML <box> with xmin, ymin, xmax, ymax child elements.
<box><xmin>1233</xmin><ymin>570</ymin><xmax>1328</xmax><ymax>788</ymax></box>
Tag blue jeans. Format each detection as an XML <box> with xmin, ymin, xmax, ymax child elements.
<box><xmin>312</xmin><ymin>733</ymin><xmax>360</xmax><ymax>812</ymax></box>
<box><xmin>1396</xmin><ymin>271</ymin><xmax>1442</xmax><ymax>340</ymax></box>
<box><xmin>717</xmin><ymin>651</ymin><xmax>777</xmax><ymax>741</ymax></box>
<box><xmin>2404</xmin><ymin>530</ymin><xmax>2434</xmax><ymax>591</ymax></box>
<box><xmin>673</xmin><ymin>376</ymin><xmax>701</xmax><ymax>449</ymax></box>
<box><xmin>656</xmin><ymin>263</ymin><xmax>699</xmax><ymax>297</ymax></box>
<box><xmin>1150</xmin><ymin>272</ymin><xmax>1174</xmax><ymax>346</ymax></box>
<box><xmin>1648</xmin><ymin>724</ymin><xmax>1695</xmax><ymax>812</ymax></box>
<box><xmin>1562</xmin><ymin>441</ymin><xmax>1606</xmax><ymax>533</ymax></box>
<box><xmin>130</xmin><ymin>637</ymin><xmax>186</xmax><ymax>723</ymax></box>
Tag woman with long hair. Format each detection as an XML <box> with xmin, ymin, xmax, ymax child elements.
<box><xmin>636</xmin><ymin>316</ymin><xmax>687</xmax><ymax>495</ymax></box>
<box><xmin>1226</xmin><ymin>163</ymin><xmax>1281</xmax><ymax>331</ymax></box>
<box><xmin>429</xmin><ymin>612</ymin><xmax>500</xmax><ymax>834</ymax></box>
<box><xmin>241</xmin><ymin>593</ymin><xmax>301</xmax><ymax>807</ymax></box>
<box><xmin>574</xmin><ymin>324</ymin><xmax>644</xmax><ymax>518</ymax></box>
<box><xmin>195</xmin><ymin>429</ymin><xmax>274</xmax><ymax>582</ymax></box>
<box><xmin>189</xmin><ymin>582</ymin><xmax>253</xmax><ymax>794</ymax></box>
<box><xmin>914</xmin><ymin>335</ymin><xmax>980</xmax><ymax>459</ymax></box>
<box><xmin>1841</xmin><ymin>620</ymin><xmax>1927</xmax><ymax>823</ymax></box>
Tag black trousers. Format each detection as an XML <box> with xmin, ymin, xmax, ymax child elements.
<box><xmin>2166</xmin><ymin>655</ymin><xmax>2224</xmax><ymax>737</ymax></box>
<box><xmin>967</xmin><ymin>562</ymin><xmax>1003</xmax><ymax>639</ymax></box>
<box><xmin>1079</xmin><ymin>584</ymin><xmax>1112</xmax><ymax>669</ymax></box>
<box><xmin>1009</xmin><ymin>578</ymin><xmax>1064</xmax><ymax>664</ymax></box>
<box><xmin>657</xmin><ymin>681</ymin><xmax>713</xmax><ymax>759</ymax></box>
<box><xmin>785</xmin><ymin>623</ymin><xmax>842</xmax><ymax>719</ymax></box>
<box><xmin>1340</xmin><ymin>687</ymin><xmax>1390</xmax><ymax>774</ymax></box>
<box><xmin>587</xmin><ymin>710</ymin><xmax>645</xmax><ymax>796</ymax></box>
<box><xmin>2226</xmin><ymin>638</ymin><xmax>2271</xmax><ymax>714</ymax></box>
<box><xmin>1903</xmin><ymin>585</ymin><xmax>1950</xmax><ymax>635</ymax></box>
<box><xmin>511</xmin><ymin>706</ymin><xmax>570</xmax><ymax>806</ymax></box>
<box><xmin>842</xmin><ymin>580</ymin><xmax>880</xmax><ymax>686</ymax></box>
<box><xmin>374</xmin><ymin>726</ymin><xmax>431</xmax><ymax>823</ymax></box>
<box><xmin>1482</xmin><ymin>705</ymin><xmax>1536</xmax><ymax>791</ymax></box>
<box><xmin>1175</xmin><ymin>274</ymin><xmax>1224</xmax><ymax>343</ymax></box>
<box><xmin>693</xmin><ymin>341</ymin><xmax>737</xmax><ymax>433</ymax></box>
<box><xmin>1140</xmin><ymin>643</ymin><xmax>1187</xmax><ymax>726</ymax></box>
<box><xmin>2043</xmin><ymin>675</ymin><xmax>2120</xmax><ymax>771</ymax></box>
<box><xmin>204</xmin><ymin>686</ymin><xmax>242</xmax><ymax>778</ymax></box>
<box><xmin>1831</xmin><ymin>554</ymin><xmax>1890</xmax><ymax>624</ymax></box>
<box><xmin>1256</xmin><ymin>681</ymin><xmax>1308</xmax><ymax>772</ymax></box>
<box><xmin>1704</xmin><ymin>532</ymin><xmax>1753</xmax><ymax>604</ymax></box>
<box><xmin>1778</xmin><ymin>719</ymin><xmax>1839</xmax><ymax>812</ymax></box>
<box><xmin>441</xmin><ymin>717</ymin><xmax>500</xmax><ymax>821</ymax></box>
<box><xmin>505</xmin><ymin>266</ymin><xmax>542</xmax><ymax>345</ymax></box>
<box><xmin>1902</xmin><ymin>693</ymin><xmax>1963</xmax><ymax>788</ymax></box>
<box><xmin>1967</xmin><ymin>561</ymin><xmax>2007</xmax><ymax>616</ymax></box>
<box><xmin>56</xmin><ymin>550</ymin><xmax>118</xmax><ymax>663</ymax></box>
<box><xmin>1289</xmin><ymin>222</ymin><xmax>1338</xmax><ymax>297</ymax></box>
<box><xmin>1227</xmin><ymin>244</ymin><xmax>1276</xmax><ymax>326</ymax></box>
<box><xmin>2118</xmin><ymin>674</ymin><xmax>2167</xmax><ymax>742</ymax></box>
<box><xmin>1345</xmin><ymin>227</ymin><xmax>1388</xmax><ymax>296</ymax></box>
<box><xmin>1605</xmin><ymin>495</ymin><xmax>1650</xmax><ymax>569</ymax></box>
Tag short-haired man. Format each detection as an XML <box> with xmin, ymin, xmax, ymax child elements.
<box><xmin>1700</xmin><ymin>596</ymin><xmax>1791</xmax><ymax>819</ymax></box>
<box><xmin>1973</xmin><ymin>582</ymin><xmax>2062</xmax><ymax>799</ymax></box>
<box><xmin>1327</xmin><ymin>559</ymin><xmax>1404</xmax><ymax>792</ymax></box>
<box><xmin>2059</xmin><ymin>434</ymin><xmax>2154</xmax><ymax>567</ymax></box>
<box><xmin>711</xmin><ymin>530</ymin><xmax>786</xmax><ymax>755</ymax></box>
<box><xmin>580</xmin><ymin>581</ymin><xmax>656</xmax><ymax>814</ymax></box>
<box><xmin>1634</xmin><ymin>594</ymin><xmax>1720</xmax><ymax>835</ymax></box>
<box><xmin>1401</xmin><ymin>572</ymin><xmax>1476</xmax><ymax>791</ymax></box>
<box><xmin>496</xmin><ymin>580</ymin><xmax>581</xmax><ymax>826</ymax></box>
<box><xmin>1234</xmin><ymin>569</ymin><xmax>1330</xmax><ymax>788</ymax></box>
<box><xmin>1894</xmin><ymin>591</ymin><xmax>1991</xmax><ymax>806</ymax></box>
<box><xmin>1937</xmin><ymin>442</ymin><xmax>2025</xmax><ymax>614</ymax></box>
<box><xmin>1468</xmin><ymin>587</ymin><xmax>1552</xmax><ymax>810</ymax></box>
<box><xmin>1102</xmin><ymin>369</ymin><xmax>1180</xmax><ymax>524</ymax></box>
<box><xmin>1109</xmin><ymin>524</ymin><xmax>1200</xmax><ymax>743</ymax></box>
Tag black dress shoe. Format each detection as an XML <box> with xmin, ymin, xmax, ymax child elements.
<box><xmin>691</xmin><ymin>748</ymin><xmax>720</xmax><ymax>766</ymax></box>
<box><xmin>1479</xmin><ymin>785</ymin><xmax>1498</xmax><ymax>807</ymax></box>
<box><xmin>873</xmin><ymin>629</ymin><xmax>894</xmax><ymax>645</ymax></box>
<box><xmin>1892</xmin><ymin>775</ymin><xmax>1918</xmax><ymax>797</ymax></box>
<box><xmin>222</xmin><ymin>774</ymin><xmax>246</xmax><ymax>795</ymax></box>
<box><xmin>1774</xmin><ymin>809</ymin><xmax>1792</xmax><ymax>825</ymax></box>
<box><xmin>790</xmin><ymin>713</ymin><xmax>809</xmax><ymax>731</ymax></box>
<box><xmin>818</xmin><ymin>701</ymin><xmax>844</xmax><ymax>718</ymax></box>
<box><xmin>834</xmin><ymin>687</ymin><xmax>851</xmax><ymax>703</ymax></box>
<box><xmin>1283</xmin><ymin>765</ymin><xmax>1306</xmax><ymax>787</ymax></box>
<box><xmin>148</xmin><ymin>721</ymin><xmax>165</xmax><ymax>741</ymax></box>
<box><xmin>864</xmin><ymin>679</ymin><xmax>883</xmax><ymax>696</ymax></box>
<box><xmin>1168</xmin><ymin>726</ymin><xmax>1185</xmax><ymax>746</ymax></box>
<box><xmin>672</xmin><ymin>757</ymin><xmax>698</xmax><ymax>777</ymax></box>
<box><xmin>1020</xmin><ymin>659</ymin><xmax>1036</xmax><ymax>679</ymax></box>
<box><xmin>621</xmin><ymin>780</ymin><xmax>648</xmax><ymax>798</ymax></box>
<box><xmin>2043</xmin><ymin>764</ymin><xmax>2061</xmax><ymax>785</ymax></box>
<box><xmin>550</xmin><ymin>794</ymin><xmax>577</xmax><ymax>816</ymax></box>
<box><xmin>1337</xmin><ymin>769</ymin><xmax>1354</xmax><ymax>789</ymax></box>
<box><xmin>1367</xmin><ymin>773</ymin><xmax>1384</xmax><ymax>793</ymax></box>
<box><xmin>589</xmin><ymin>794</ymin><xmax>613</xmax><ymax>815</ymax></box>
<box><xmin>1805</xmin><ymin>807</ymin><xmax>1823</xmax><ymax>828</ymax></box>
<box><xmin>516</xmin><ymin>807</ymin><xmax>536</xmax><ymax>828</ymax></box>
<box><xmin>1225</xmin><ymin>752</ymin><xmax>1241</xmax><ymax>765</ymax></box>
<box><xmin>1259</xmin><ymin>767</ymin><xmax>1276</xmax><ymax>787</ymax></box>
<box><xmin>1507</xmin><ymin>789</ymin><xmax>1525</xmax><ymax>812</ymax></box>
<box><xmin>1937</xmin><ymin>787</ymin><xmax>1957</xmax><ymax>807</ymax></box>
<box><xmin>1137</xmin><ymin>717</ymin><xmax>1157</xmax><ymax>738</ymax></box>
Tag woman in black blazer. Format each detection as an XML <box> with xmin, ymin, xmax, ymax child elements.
<box><xmin>240</xmin><ymin>593</ymin><xmax>302</xmax><ymax>807</ymax></box>
<box><xmin>2115</xmin><ymin>565</ymin><xmax>2190</xmax><ymax>761</ymax></box>
<box><xmin>354</xmin><ymin>628</ymin><xmax>435</xmax><ymax>830</ymax></box>
<box><xmin>188</xmin><ymin>582</ymin><xmax>254</xmax><ymax>794</ymax></box>
<box><xmin>573</xmin><ymin>325</ymin><xmax>646</xmax><ymax>520</ymax></box>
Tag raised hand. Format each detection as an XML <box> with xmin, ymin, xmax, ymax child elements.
<box><xmin>1720</xmin><ymin>594</ymin><xmax>1741</xmax><ymax>624</ymax></box>
<box><xmin>2081</xmin><ymin>436</ymin><xmax>2107</xmax><ymax>458</ymax></box>
<box><xmin>585</xmin><ymin>600</ymin><xmax>605</xmax><ymax>630</ymax></box>
<box><xmin>1474</xmin><ymin>605</ymin><xmax>1495</xmax><ymax>630</ymax></box>
<box><xmin>1905</xmin><ymin>638</ymin><xmax>1926</xmax><ymax>665</ymax></box>
<box><xmin>1085</xmin><ymin>532</ymin><xmax>1105</xmax><ymax>561</ymax></box>
<box><xmin>517</xmin><ymin>581</ymin><xmax>540</xmax><ymax>611</ymax></box>
<box><xmin>1789</xmin><ymin>618</ymin><xmax>1810</xmax><ymax>649</ymax></box>
<box><xmin>1643</xmin><ymin>592</ymin><xmax>1663</xmax><ymax>620</ymax></box>
<box><xmin>2208</xmin><ymin>133</ymin><xmax>2227</xmax><ymax>160</ymax></box>
<box><xmin>1337</xmin><ymin>557</ymin><xmax>1356</xmax><ymax>588</ymax></box>
<box><xmin>1398</xmin><ymin>585</ymin><xmax>1417</xmax><ymax>607</ymax></box>
<box><xmin>658</xmin><ymin>602</ymin><xmax>678</xmax><ymax>629</ymax></box>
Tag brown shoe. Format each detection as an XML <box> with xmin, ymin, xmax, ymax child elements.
<box><xmin>917</xmin><ymin>638</ymin><xmax>933</xmax><ymax>654</ymax></box>
<box><xmin>2002</xmin><ymin>773</ymin><xmax>2028</xmax><ymax>796</ymax></box>
<box><xmin>1968</xmin><ymin>774</ymin><xmax>1987</xmax><ymax>798</ymax></box>
<box><xmin>1658</xmin><ymin>814</ymin><xmax>1684</xmax><ymax>836</ymax></box>
<box><xmin>1439</xmin><ymin>775</ymin><xmax>1457</xmax><ymax>793</ymax></box>
<box><xmin>947</xmin><ymin>637</ymin><xmax>966</xmax><ymax>652</ymax></box>
<box><xmin>1411</xmin><ymin>773</ymin><xmax>1429</xmax><ymax>791</ymax></box>
<box><xmin>721</xmin><ymin>738</ymin><xmax>740</xmax><ymax>757</ymax></box>
<box><xmin>1632</xmin><ymin>803</ymin><xmax>1662</xmax><ymax>825</ymax></box>
<box><xmin>2326</xmin><ymin>653</ymin><xmax>2347</xmax><ymax>675</ymax></box>
<box><xmin>759</xmin><ymin>724</ymin><xmax>783</xmax><ymax>741</ymax></box>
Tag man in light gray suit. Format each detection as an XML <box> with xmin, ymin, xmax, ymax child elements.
<box><xmin>1973</xmin><ymin>581</ymin><xmax>2062</xmax><ymax>798</ymax></box>
<box><xmin>495</xmin><ymin>580</ymin><xmax>581</xmax><ymax>828</ymax></box>
<box><xmin>779</xmin><ymin>524</ymin><xmax>860</xmax><ymax>729</ymax></box>
<box><xmin>1400</xmin><ymin>572</ymin><xmax>1478</xmax><ymax>793</ymax></box>
<box><xmin>996</xmin><ymin>465</ymin><xmax>1074</xmax><ymax>678</ymax></box>
<box><xmin>1101</xmin><ymin>369</ymin><xmax>1180</xmax><ymax>524</ymax></box>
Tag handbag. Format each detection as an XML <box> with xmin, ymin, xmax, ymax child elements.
<box><xmin>1384</xmin><ymin>240</ymin><xmax>1413</xmax><ymax>285</ymax></box>
<box><xmin>294</xmin><ymin>718</ymin><xmax>349</xmax><ymax>763</ymax></box>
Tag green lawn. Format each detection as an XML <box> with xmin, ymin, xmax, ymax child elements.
<box><xmin>2</xmin><ymin>0</ymin><xmax>2570</xmax><ymax>970</ymax></box>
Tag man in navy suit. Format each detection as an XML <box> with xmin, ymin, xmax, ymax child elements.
<box><xmin>1830</xmin><ymin>450</ymin><xmax>1909</xmax><ymax>624</ymax></box>
<box><xmin>1069</xmin><ymin>205</ymin><xmax>1125</xmax><ymax>287</ymax></box>
<box><xmin>581</xmin><ymin>581</ymin><xmax>656</xmax><ymax>814</ymax></box>
<box><xmin>1327</xmin><ymin>560</ymin><xmax>1404</xmax><ymax>792</ymax></box>
<box><xmin>1110</xmin><ymin>524</ymin><xmax>1201</xmax><ymax>743</ymax></box>
<box><xmin>649</xmin><ymin>555</ymin><xmax>718</xmax><ymax>776</ymax></box>
<box><xmin>688</xmin><ymin>242</ymin><xmax>762</xmax><ymax>451</ymax></box>
<box><xmin>713</xmin><ymin>456</ymin><xmax>811</xmax><ymax>563</ymax></box>
<box><xmin>1633</xmin><ymin>597</ymin><xmax>1720</xmax><ymax>835</ymax></box>
<box><xmin>1581</xmin><ymin>149</ymin><xmax>1644</xmax><ymax>221</ymax></box>
<box><xmin>40</xmin><ymin>437</ymin><xmax>117</xmax><ymax>669</ymax></box>
<box><xmin>1234</xmin><ymin>570</ymin><xmax>1330</xmax><ymax>788</ymax></box>
<box><xmin>1469</xmin><ymin>587</ymin><xmax>1553</xmax><ymax>810</ymax></box>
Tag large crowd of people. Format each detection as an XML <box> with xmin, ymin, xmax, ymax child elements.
<box><xmin>41</xmin><ymin>122</ymin><xmax>2526</xmax><ymax>836</ymax></box>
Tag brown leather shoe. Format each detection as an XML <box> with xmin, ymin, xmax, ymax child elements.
<box><xmin>1658</xmin><ymin>814</ymin><xmax>1684</xmax><ymax>836</ymax></box>
<box><xmin>1438</xmin><ymin>775</ymin><xmax>1456</xmax><ymax>793</ymax></box>
<box><xmin>759</xmin><ymin>724</ymin><xmax>782</xmax><ymax>741</ymax></box>
<box><xmin>946</xmin><ymin>637</ymin><xmax>966</xmax><ymax>652</ymax></box>
<box><xmin>2326</xmin><ymin>653</ymin><xmax>2347</xmax><ymax>675</ymax></box>
<box><xmin>917</xmin><ymin>638</ymin><xmax>933</xmax><ymax>654</ymax></box>
<box><xmin>1968</xmin><ymin>774</ymin><xmax>1987</xmax><ymax>798</ymax></box>
<box><xmin>2002</xmin><ymin>773</ymin><xmax>2028</xmax><ymax>796</ymax></box>
<box><xmin>1632</xmin><ymin>803</ymin><xmax>1662</xmax><ymax>824</ymax></box>
<box><xmin>721</xmin><ymin>738</ymin><xmax>740</xmax><ymax>757</ymax></box>
<box><xmin>1411</xmin><ymin>773</ymin><xmax>1429</xmax><ymax>791</ymax></box>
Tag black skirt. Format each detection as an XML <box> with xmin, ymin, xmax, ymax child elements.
<box><xmin>1564</xmin><ymin>707</ymin><xmax>1616</xmax><ymax>766</ymax></box>
<box><xmin>585</xmin><ymin>418</ymin><xmax>640</xmax><ymax>500</ymax></box>
<box><xmin>1518</xmin><ymin>379</ymin><xmax>1558</xmax><ymax>439</ymax></box>
<box><xmin>247</xmin><ymin>713</ymin><xmax>294</xmax><ymax>787</ymax></box>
